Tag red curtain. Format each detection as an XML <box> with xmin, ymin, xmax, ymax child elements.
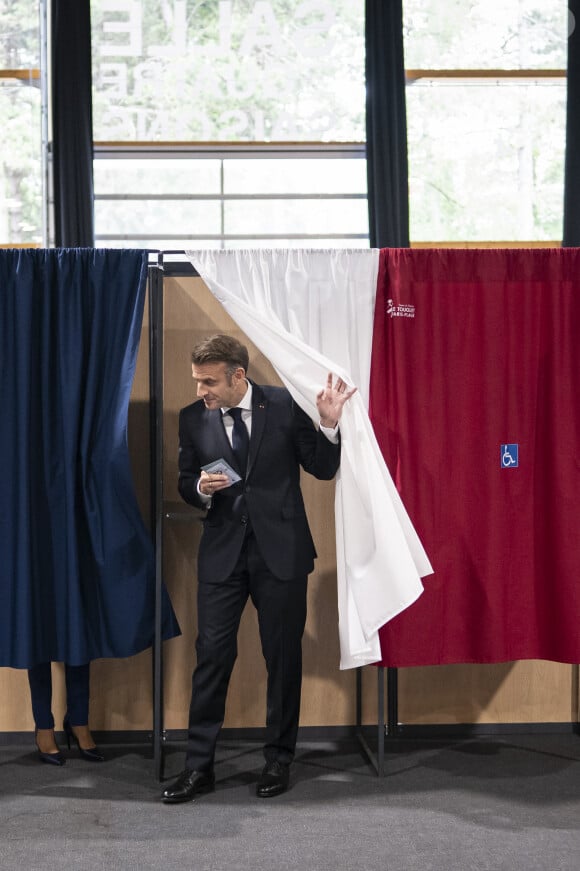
<box><xmin>369</xmin><ymin>248</ymin><xmax>580</xmax><ymax>666</ymax></box>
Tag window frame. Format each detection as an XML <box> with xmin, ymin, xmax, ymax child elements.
<box><xmin>93</xmin><ymin>141</ymin><xmax>369</xmax><ymax>247</ymax></box>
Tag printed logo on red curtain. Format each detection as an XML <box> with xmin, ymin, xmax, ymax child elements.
<box><xmin>501</xmin><ymin>444</ymin><xmax>519</xmax><ymax>468</ymax></box>
<box><xmin>386</xmin><ymin>299</ymin><xmax>415</xmax><ymax>318</ymax></box>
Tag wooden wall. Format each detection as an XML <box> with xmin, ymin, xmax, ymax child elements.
<box><xmin>1</xmin><ymin>275</ymin><xmax>576</xmax><ymax>733</ymax></box>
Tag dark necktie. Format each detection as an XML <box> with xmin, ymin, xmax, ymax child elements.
<box><xmin>228</xmin><ymin>407</ymin><xmax>249</xmax><ymax>474</ymax></box>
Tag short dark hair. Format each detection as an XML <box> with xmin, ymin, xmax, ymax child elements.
<box><xmin>191</xmin><ymin>334</ymin><xmax>249</xmax><ymax>374</ymax></box>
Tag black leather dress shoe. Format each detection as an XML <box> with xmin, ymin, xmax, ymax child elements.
<box><xmin>161</xmin><ymin>769</ymin><xmax>215</xmax><ymax>804</ymax></box>
<box><xmin>256</xmin><ymin>761</ymin><xmax>290</xmax><ymax>798</ymax></box>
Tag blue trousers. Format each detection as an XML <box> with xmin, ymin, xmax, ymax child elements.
<box><xmin>27</xmin><ymin>663</ymin><xmax>91</xmax><ymax>729</ymax></box>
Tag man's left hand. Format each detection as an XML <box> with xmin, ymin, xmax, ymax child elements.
<box><xmin>316</xmin><ymin>373</ymin><xmax>357</xmax><ymax>429</ymax></box>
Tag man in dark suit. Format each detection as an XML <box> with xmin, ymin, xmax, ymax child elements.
<box><xmin>161</xmin><ymin>334</ymin><xmax>355</xmax><ymax>803</ymax></box>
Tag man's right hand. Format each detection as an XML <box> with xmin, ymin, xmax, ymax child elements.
<box><xmin>199</xmin><ymin>470</ymin><xmax>230</xmax><ymax>497</ymax></box>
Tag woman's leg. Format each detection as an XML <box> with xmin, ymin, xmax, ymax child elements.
<box><xmin>27</xmin><ymin>663</ymin><xmax>61</xmax><ymax>756</ymax></box>
<box><xmin>27</xmin><ymin>662</ymin><xmax>54</xmax><ymax>729</ymax></box>
<box><xmin>64</xmin><ymin>663</ymin><xmax>102</xmax><ymax>756</ymax></box>
<box><xmin>64</xmin><ymin>663</ymin><xmax>90</xmax><ymax>725</ymax></box>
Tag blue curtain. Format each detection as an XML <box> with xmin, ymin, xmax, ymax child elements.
<box><xmin>0</xmin><ymin>248</ymin><xmax>179</xmax><ymax>667</ymax></box>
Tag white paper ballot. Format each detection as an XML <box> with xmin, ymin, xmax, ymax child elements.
<box><xmin>201</xmin><ymin>458</ymin><xmax>241</xmax><ymax>486</ymax></box>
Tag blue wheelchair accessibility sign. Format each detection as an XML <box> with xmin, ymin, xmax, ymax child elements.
<box><xmin>501</xmin><ymin>444</ymin><xmax>519</xmax><ymax>468</ymax></box>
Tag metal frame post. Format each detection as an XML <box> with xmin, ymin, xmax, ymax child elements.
<box><xmin>148</xmin><ymin>258</ymin><xmax>165</xmax><ymax>780</ymax></box>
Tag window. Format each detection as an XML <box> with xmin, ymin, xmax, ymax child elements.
<box><xmin>403</xmin><ymin>0</ymin><xmax>568</xmax><ymax>243</ymax></box>
<box><xmin>0</xmin><ymin>0</ymin><xmax>44</xmax><ymax>246</ymax></box>
<box><xmin>90</xmin><ymin>0</ymin><xmax>367</xmax><ymax>248</ymax></box>
<box><xmin>2</xmin><ymin>2</ymin><xmax>567</xmax><ymax>248</ymax></box>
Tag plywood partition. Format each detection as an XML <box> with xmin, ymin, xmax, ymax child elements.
<box><xmin>0</xmin><ymin>272</ymin><xmax>576</xmax><ymax>734</ymax></box>
<box><xmin>397</xmin><ymin>661</ymin><xmax>577</xmax><ymax>725</ymax></box>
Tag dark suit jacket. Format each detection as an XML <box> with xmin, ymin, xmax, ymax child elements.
<box><xmin>178</xmin><ymin>382</ymin><xmax>340</xmax><ymax>584</ymax></box>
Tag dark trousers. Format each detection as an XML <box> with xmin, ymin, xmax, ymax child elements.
<box><xmin>27</xmin><ymin>662</ymin><xmax>91</xmax><ymax>729</ymax></box>
<box><xmin>185</xmin><ymin>530</ymin><xmax>307</xmax><ymax>772</ymax></box>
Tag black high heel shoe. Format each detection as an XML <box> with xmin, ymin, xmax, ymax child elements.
<box><xmin>35</xmin><ymin>728</ymin><xmax>65</xmax><ymax>766</ymax></box>
<box><xmin>63</xmin><ymin>717</ymin><xmax>105</xmax><ymax>762</ymax></box>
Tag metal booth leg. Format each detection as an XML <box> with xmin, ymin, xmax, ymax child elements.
<box><xmin>355</xmin><ymin>666</ymin><xmax>386</xmax><ymax>777</ymax></box>
<box><xmin>149</xmin><ymin>259</ymin><xmax>165</xmax><ymax>781</ymax></box>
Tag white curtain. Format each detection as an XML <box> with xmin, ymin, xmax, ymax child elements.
<box><xmin>186</xmin><ymin>249</ymin><xmax>433</xmax><ymax>669</ymax></box>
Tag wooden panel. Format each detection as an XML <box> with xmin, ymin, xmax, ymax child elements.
<box><xmin>398</xmin><ymin>661</ymin><xmax>577</xmax><ymax>724</ymax></box>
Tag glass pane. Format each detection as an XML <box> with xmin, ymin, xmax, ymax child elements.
<box><xmin>94</xmin><ymin>158</ymin><xmax>222</xmax><ymax>193</ymax></box>
<box><xmin>94</xmin><ymin>199</ymin><xmax>222</xmax><ymax>236</ymax></box>
<box><xmin>225</xmin><ymin>198</ymin><xmax>368</xmax><ymax>235</ymax></box>
<box><xmin>224</xmin><ymin>158</ymin><xmax>367</xmax><ymax>194</ymax></box>
<box><xmin>407</xmin><ymin>82</ymin><xmax>566</xmax><ymax>241</ymax></box>
<box><xmin>0</xmin><ymin>0</ymin><xmax>42</xmax><ymax>246</ymax></box>
<box><xmin>404</xmin><ymin>0</ymin><xmax>568</xmax><ymax>69</ymax></box>
<box><xmin>91</xmin><ymin>0</ymin><xmax>364</xmax><ymax>142</ymax></box>
<box><xmin>0</xmin><ymin>83</ymin><xmax>42</xmax><ymax>244</ymax></box>
<box><xmin>0</xmin><ymin>1</ymin><xmax>40</xmax><ymax>67</ymax></box>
